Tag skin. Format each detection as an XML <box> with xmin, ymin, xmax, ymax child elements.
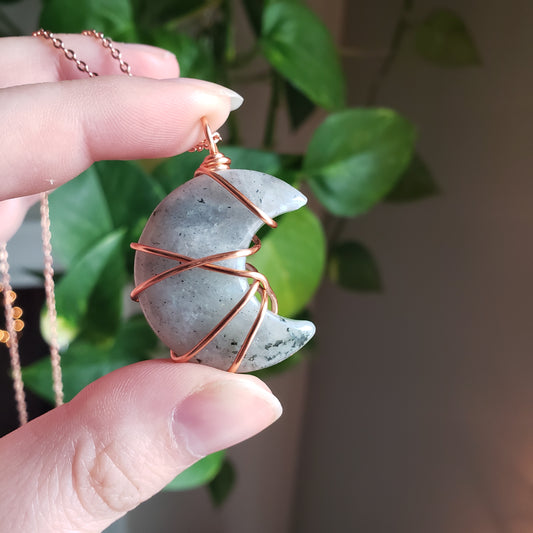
<box><xmin>0</xmin><ymin>35</ymin><xmax>282</xmax><ymax>532</ymax></box>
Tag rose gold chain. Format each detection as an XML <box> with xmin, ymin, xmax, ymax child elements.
<box><xmin>81</xmin><ymin>30</ymin><xmax>132</xmax><ymax>76</ymax></box>
<box><xmin>32</xmin><ymin>29</ymin><xmax>132</xmax><ymax>77</ymax></box>
<box><xmin>0</xmin><ymin>242</ymin><xmax>28</xmax><ymax>425</ymax></box>
<box><xmin>40</xmin><ymin>192</ymin><xmax>63</xmax><ymax>406</ymax></box>
<box><xmin>5</xmin><ymin>28</ymin><xmax>137</xmax><ymax>418</ymax></box>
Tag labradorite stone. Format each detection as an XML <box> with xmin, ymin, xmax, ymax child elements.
<box><xmin>134</xmin><ymin>169</ymin><xmax>315</xmax><ymax>372</ymax></box>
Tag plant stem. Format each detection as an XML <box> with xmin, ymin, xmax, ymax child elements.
<box><xmin>164</xmin><ymin>0</ymin><xmax>222</xmax><ymax>32</ymax></box>
<box><xmin>0</xmin><ymin>8</ymin><xmax>23</xmax><ymax>36</ymax></box>
<box><xmin>324</xmin><ymin>0</ymin><xmax>415</xmax><ymax>256</ymax></box>
<box><xmin>366</xmin><ymin>0</ymin><xmax>414</xmax><ymax>105</ymax></box>
<box><xmin>325</xmin><ymin>214</ymin><xmax>346</xmax><ymax>254</ymax></box>
<box><xmin>229</xmin><ymin>42</ymin><xmax>260</xmax><ymax>70</ymax></box>
<box><xmin>219</xmin><ymin>0</ymin><xmax>240</xmax><ymax>145</ymax></box>
<box><xmin>263</xmin><ymin>71</ymin><xmax>281</xmax><ymax>149</ymax></box>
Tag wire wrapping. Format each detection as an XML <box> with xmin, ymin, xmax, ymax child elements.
<box><xmin>131</xmin><ymin>119</ymin><xmax>279</xmax><ymax>372</ymax></box>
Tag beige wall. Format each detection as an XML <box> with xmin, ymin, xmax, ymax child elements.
<box><xmin>295</xmin><ymin>0</ymin><xmax>533</xmax><ymax>531</ymax></box>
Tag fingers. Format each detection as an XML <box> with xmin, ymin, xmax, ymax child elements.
<box><xmin>0</xmin><ymin>76</ymin><xmax>243</xmax><ymax>201</ymax></box>
<box><xmin>0</xmin><ymin>34</ymin><xmax>182</xmax><ymax>241</ymax></box>
<box><xmin>0</xmin><ymin>35</ymin><xmax>180</xmax><ymax>88</ymax></box>
<box><xmin>0</xmin><ymin>195</ymin><xmax>40</xmax><ymax>242</ymax></box>
<box><xmin>0</xmin><ymin>360</ymin><xmax>282</xmax><ymax>532</ymax></box>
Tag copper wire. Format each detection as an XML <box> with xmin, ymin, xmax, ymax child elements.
<box><xmin>131</xmin><ymin>119</ymin><xmax>279</xmax><ymax>372</ymax></box>
<box><xmin>34</xmin><ymin>30</ymin><xmax>274</xmax><ymax>373</ymax></box>
<box><xmin>0</xmin><ymin>242</ymin><xmax>28</xmax><ymax>425</ymax></box>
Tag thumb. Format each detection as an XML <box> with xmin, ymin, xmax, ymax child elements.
<box><xmin>0</xmin><ymin>360</ymin><xmax>282</xmax><ymax>533</ymax></box>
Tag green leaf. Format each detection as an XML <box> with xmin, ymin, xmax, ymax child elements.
<box><xmin>80</xmin><ymin>234</ymin><xmax>127</xmax><ymax>341</ymax></box>
<box><xmin>51</xmin><ymin>230</ymin><xmax>125</xmax><ymax>337</ymax></box>
<box><xmin>95</xmin><ymin>161</ymin><xmax>165</xmax><ymax>244</ymax></box>
<box><xmin>328</xmin><ymin>241</ymin><xmax>382</xmax><ymax>292</ymax></box>
<box><xmin>227</xmin><ymin>147</ymin><xmax>304</xmax><ymax>187</ymax></box>
<box><xmin>304</xmin><ymin>108</ymin><xmax>416</xmax><ymax>217</ymax></box>
<box><xmin>51</xmin><ymin>160</ymin><xmax>163</xmax><ymax>273</ymax></box>
<box><xmin>152</xmin><ymin>151</ymin><xmax>205</xmax><ymax>194</ymax></box>
<box><xmin>49</xmin><ymin>166</ymin><xmax>114</xmax><ymax>268</ymax></box>
<box><xmin>386</xmin><ymin>154</ymin><xmax>439</xmax><ymax>202</ymax></box>
<box><xmin>164</xmin><ymin>452</ymin><xmax>225</xmax><ymax>491</ymax></box>
<box><xmin>25</xmin><ymin>315</ymin><xmax>156</xmax><ymax>403</ymax></box>
<box><xmin>225</xmin><ymin>147</ymin><xmax>302</xmax><ymax>186</ymax></box>
<box><xmin>93</xmin><ymin>160</ymin><xmax>165</xmax><ymax>274</ymax></box>
<box><xmin>261</xmin><ymin>2</ymin><xmax>345</xmax><ymax>111</ymax></box>
<box><xmin>251</xmin><ymin>206</ymin><xmax>326</xmax><ymax>317</ymax></box>
<box><xmin>153</xmin><ymin>148</ymin><xmax>302</xmax><ymax>195</ymax></box>
<box><xmin>39</xmin><ymin>0</ymin><xmax>137</xmax><ymax>41</ymax></box>
<box><xmin>149</xmin><ymin>30</ymin><xmax>215</xmax><ymax>81</ymax></box>
<box><xmin>224</xmin><ymin>147</ymin><xmax>282</xmax><ymax>175</ymax></box>
<box><xmin>111</xmin><ymin>313</ymin><xmax>158</xmax><ymax>356</ymax></box>
<box><xmin>415</xmin><ymin>8</ymin><xmax>481</xmax><ymax>67</ymax></box>
<box><xmin>208</xmin><ymin>458</ymin><xmax>236</xmax><ymax>506</ymax></box>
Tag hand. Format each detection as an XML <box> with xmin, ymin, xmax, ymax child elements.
<box><xmin>0</xmin><ymin>35</ymin><xmax>282</xmax><ymax>532</ymax></box>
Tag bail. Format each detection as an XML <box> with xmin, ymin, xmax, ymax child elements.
<box><xmin>192</xmin><ymin>117</ymin><xmax>232</xmax><ymax>175</ymax></box>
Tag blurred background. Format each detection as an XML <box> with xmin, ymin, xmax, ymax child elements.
<box><xmin>2</xmin><ymin>0</ymin><xmax>533</xmax><ymax>532</ymax></box>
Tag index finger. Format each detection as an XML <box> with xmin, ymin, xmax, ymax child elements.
<box><xmin>0</xmin><ymin>76</ymin><xmax>242</xmax><ymax>201</ymax></box>
<box><xmin>0</xmin><ymin>34</ymin><xmax>180</xmax><ymax>88</ymax></box>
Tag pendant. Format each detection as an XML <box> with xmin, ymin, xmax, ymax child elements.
<box><xmin>131</xmin><ymin>119</ymin><xmax>315</xmax><ymax>373</ymax></box>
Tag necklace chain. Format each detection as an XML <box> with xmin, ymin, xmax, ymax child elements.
<box><xmin>33</xmin><ymin>29</ymin><xmax>132</xmax><ymax>77</ymax></box>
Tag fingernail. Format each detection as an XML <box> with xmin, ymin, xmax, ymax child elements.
<box><xmin>173</xmin><ymin>378</ymin><xmax>282</xmax><ymax>457</ymax></box>
<box><xmin>174</xmin><ymin>78</ymin><xmax>244</xmax><ymax>111</ymax></box>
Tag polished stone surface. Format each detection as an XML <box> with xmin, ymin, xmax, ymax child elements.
<box><xmin>134</xmin><ymin>169</ymin><xmax>316</xmax><ymax>372</ymax></box>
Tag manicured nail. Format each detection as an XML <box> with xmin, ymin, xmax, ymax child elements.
<box><xmin>175</xmin><ymin>78</ymin><xmax>244</xmax><ymax>111</ymax></box>
<box><xmin>173</xmin><ymin>378</ymin><xmax>282</xmax><ymax>457</ymax></box>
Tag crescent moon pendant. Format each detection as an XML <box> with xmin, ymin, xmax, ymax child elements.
<box><xmin>134</xmin><ymin>169</ymin><xmax>316</xmax><ymax>373</ymax></box>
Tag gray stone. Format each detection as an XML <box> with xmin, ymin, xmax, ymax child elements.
<box><xmin>134</xmin><ymin>169</ymin><xmax>316</xmax><ymax>372</ymax></box>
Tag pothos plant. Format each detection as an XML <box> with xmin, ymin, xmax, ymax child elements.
<box><xmin>0</xmin><ymin>0</ymin><xmax>479</xmax><ymax>505</ymax></box>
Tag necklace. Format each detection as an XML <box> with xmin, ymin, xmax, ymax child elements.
<box><xmin>2</xmin><ymin>29</ymin><xmax>315</xmax><ymax>426</ymax></box>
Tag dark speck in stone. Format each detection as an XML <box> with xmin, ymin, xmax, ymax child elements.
<box><xmin>198</xmin><ymin>198</ymin><xmax>205</xmax><ymax>204</ymax></box>
<box><xmin>230</xmin><ymin>341</ymin><xmax>238</xmax><ymax>346</ymax></box>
